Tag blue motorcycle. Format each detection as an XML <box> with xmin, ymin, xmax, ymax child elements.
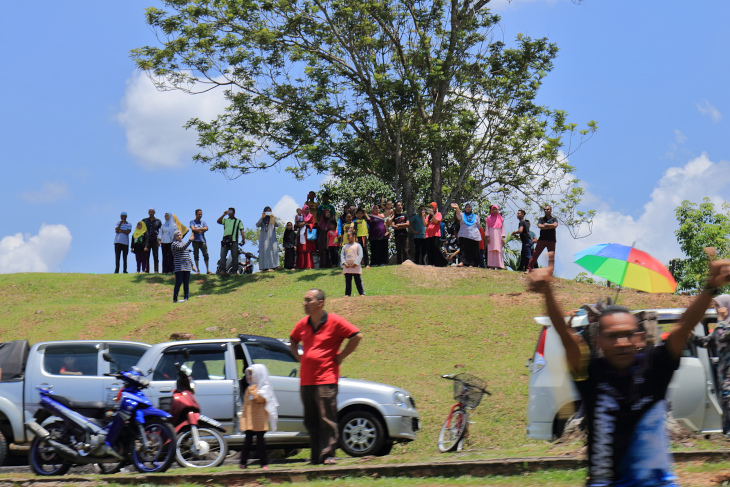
<box><xmin>25</xmin><ymin>354</ymin><xmax>176</xmax><ymax>475</ymax></box>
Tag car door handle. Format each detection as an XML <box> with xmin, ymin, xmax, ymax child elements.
<box><xmin>159</xmin><ymin>388</ymin><xmax>172</xmax><ymax>394</ymax></box>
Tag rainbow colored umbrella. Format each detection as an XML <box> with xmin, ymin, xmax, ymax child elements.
<box><xmin>574</xmin><ymin>243</ymin><xmax>677</xmax><ymax>293</ymax></box>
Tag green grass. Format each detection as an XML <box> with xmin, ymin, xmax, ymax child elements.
<box><xmin>0</xmin><ymin>266</ymin><xmax>699</xmax><ymax>457</ymax></box>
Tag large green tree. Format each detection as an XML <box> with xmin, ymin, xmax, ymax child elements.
<box><xmin>133</xmin><ymin>0</ymin><xmax>595</xmax><ymax>233</ymax></box>
<box><xmin>671</xmin><ymin>198</ymin><xmax>730</xmax><ymax>293</ymax></box>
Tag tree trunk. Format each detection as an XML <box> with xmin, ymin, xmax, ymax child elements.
<box><xmin>430</xmin><ymin>149</ymin><xmax>443</xmax><ymax>211</ymax></box>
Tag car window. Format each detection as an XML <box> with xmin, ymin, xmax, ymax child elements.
<box><xmin>44</xmin><ymin>344</ymin><xmax>99</xmax><ymax>376</ymax></box>
<box><xmin>153</xmin><ymin>350</ymin><xmax>227</xmax><ymax>381</ymax></box>
<box><xmin>245</xmin><ymin>341</ymin><xmax>299</xmax><ymax>377</ymax></box>
<box><xmin>108</xmin><ymin>344</ymin><xmax>148</xmax><ymax>374</ymax></box>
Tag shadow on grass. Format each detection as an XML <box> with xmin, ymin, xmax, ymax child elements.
<box><xmin>295</xmin><ymin>268</ymin><xmax>342</xmax><ymax>281</ymax></box>
<box><xmin>131</xmin><ymin>272</ymin><xmax>277</xmax><ymax>295</ymax></box>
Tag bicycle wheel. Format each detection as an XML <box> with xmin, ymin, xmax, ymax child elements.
<box><xmin>437</xmin><ymin>409</ymin><xmax>468</xmax><ymax>453</ymax></box>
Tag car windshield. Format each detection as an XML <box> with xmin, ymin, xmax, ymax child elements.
<box><xmin>245</xmin><ymin>341</ymin><xmax>299</xmax><ymax>378</ymax></box>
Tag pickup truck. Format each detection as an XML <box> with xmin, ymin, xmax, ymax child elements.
<box><xmin>0</xmin><ymin>340</ymin><xmax>150</xmax><ymax>465</ymax></box>
<box><xmin>135</xmin><ymin>335</ymin><xmax>421</xmax><ymax>457</ymax></box>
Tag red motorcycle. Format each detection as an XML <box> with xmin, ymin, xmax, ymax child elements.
<box><xmin>169</xmin><ymin>362</ymin><xmax>228</xmax><ymax>468</ymax></box>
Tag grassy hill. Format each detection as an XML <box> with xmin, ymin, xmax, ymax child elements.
<box><xmin>0</xmin><ymin>265</ymin><xmax>693</xmax><ymax>456</ymax></box>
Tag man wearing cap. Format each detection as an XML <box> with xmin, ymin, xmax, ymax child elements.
<box><xmin>114</xmin><ymin>212</ymin><xmax>133</xmax><ymax>274</ymax></box>
<box><xmin>143</xmin><ymin>208</ymin><xmax>162</xmax><ymax>273</ymax></box>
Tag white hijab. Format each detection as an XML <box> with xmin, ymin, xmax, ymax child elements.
<box><xmin>247</xmin><ymin>364</ymin><xmax>279</xmax><ymax>432</ymax></box>
<box><xmin>162</xmin><ymin>212</ymin><xmax>176</xmax><ymax>234</ymax></box>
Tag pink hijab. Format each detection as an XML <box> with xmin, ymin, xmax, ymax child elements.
<box><xmin>302</xmin><ymin>205</ymin><xmax>314</xmax><ymax>225</ymax></box>
<box><xmin>485</xmin><ymin>205</ymin><xmax>504</xmax><ymax>229</ymax></box>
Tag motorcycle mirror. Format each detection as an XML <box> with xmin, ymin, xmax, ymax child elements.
<box><xmin>102</xmin><ymin>352</ymin><xmax>116</xmax><ymax>363</ymax></box>
<box><xmin>182</xmin><ymin>348</ymin><xmax>190</xmax><ymax>360</ymax></box>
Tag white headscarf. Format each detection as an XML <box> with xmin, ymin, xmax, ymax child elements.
<box><xmin>162</xmin><ymin>212</ymin><xmax>176</xmax><ymax>234</ymax></box>
<box><xmin>247</xmin><ymin>364</ymin><xmax>279</xmax><ymax>432</ymax></box>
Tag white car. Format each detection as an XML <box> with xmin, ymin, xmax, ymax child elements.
<box><xmin>526</xmin><ymin>308</ymin><xmax>723</xmax><ymax>440</ymax></box>
<box><xmin>136</xmin><ymin>335</ymin><xmax>420</xmax><ymax>457</ymax></box>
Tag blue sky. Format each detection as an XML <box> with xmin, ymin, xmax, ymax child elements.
<box><xmin>1</xmin><ymin>0</ymin><xmax>728</xmax><ymax>278</ymax></box>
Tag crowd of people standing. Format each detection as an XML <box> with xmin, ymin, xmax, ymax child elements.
<box><xmin>113</xmin><ymin>194</ymin><xmax>560</xmax><ymax>301</ymax></box>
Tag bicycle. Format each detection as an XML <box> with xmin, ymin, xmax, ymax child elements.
<box><xmin>437</xmin><ymin>372</ymin><xmax>491</xmax><ymax>453</ymax></box>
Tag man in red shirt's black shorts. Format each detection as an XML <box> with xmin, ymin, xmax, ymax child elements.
<box><xmin>290</xmin><ymin>289</ymin><xmax>363</xmax><ymax>465</ymax></box>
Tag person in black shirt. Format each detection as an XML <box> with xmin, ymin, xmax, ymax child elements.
<box><xmin>510</xmin><ymin>209</ymin><xmax>531</xmax><ymax>272</ymax></box>
<box><xmin>527</xmin><ymin>258</ymin><xmax>730</xmax><ymax>486</ymax></box>
<box><xmin>526</xmin><ymin>205</ymin><xmax>557</xmax><ymax>272</ymax></box>
<box><xmin>391</xmin><ymin>202</ymin><xmax>411</xmax><ymax>264</ymax></box>
<box><xmin>143</xmin><ymin>208</ymin><xmax>162</xmax><ymax>274</ymax></box>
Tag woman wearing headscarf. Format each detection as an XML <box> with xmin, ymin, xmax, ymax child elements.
<box><xmin>171</xmin><ymin>230</ymin><xmax>194</xmax><ymax>303</ymax></box>
<box><xmin>450</xmin><ymin>202</ymin><xmax>481</xmax><ymax>267</ymax></box>
<box><xmin>130</xmin><ymin>221</ymin><xmax>149</xmax><ymax>273</ymax></box>
<box><xmin>159</xmin><ymin>212</ymin><xmax>177</xmax><ymax>274</ymax></box>
<box><xmin>485</xmin><ymin>205</ymin><xmax>506</xmax><ymax>269</ymax></box>
<box><xmin>424</xmin><ymin>202</ymin><xmax>445</xmax><ymax>267</ymax></box>
<box><xmin>368</xmin><ymin>204</ymin><xmax>388</xmax><ymax>266</ymax></box>
<box><xmin>239</xmin><ymin>364</ymin><xmax>279</xmax><ymax>469</ymax></box>
<box><xmin>296</xmin><ymin>205</ymin><xmax>316</xmax><ymax>269</ymax></box>
<box><xmin>696</xmin><ymin>294</ymin><xmax>730</xmax><ymax>434</ymax></box>
<box><xmin>256</xmin><ymin>206</ymin><xmax>280</xmax><ymax>271</ymax></box>
<box><xmin>282</xmin><ymin>222</ymin><xmax>297</xmax><ymax>270</ymax></box>
<box><xmin>316</xmin><ymin>208</ymin><xmax>334</xmax><ymax>268</ymax></box>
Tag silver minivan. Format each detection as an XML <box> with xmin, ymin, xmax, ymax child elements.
<box><xmin>526</xmin><ymin>308</ymin><xmax>723</xmax><ymax>440</ymax></box>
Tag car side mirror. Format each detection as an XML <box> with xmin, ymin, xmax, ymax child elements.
<box><xmin>102</xmin><ymin>352</ymin><xmax>115</xmax><ymax>363</ymax></box>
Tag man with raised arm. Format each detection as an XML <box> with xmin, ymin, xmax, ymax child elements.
<box><xmin>527</xmin><ymin>257</ymin><xmax>730</xmax><ymax>486</ymax></box>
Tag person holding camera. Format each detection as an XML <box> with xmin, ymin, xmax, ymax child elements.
<box><xmin>257</xmin><ymin>206</ymin><xmax>280</xmax><ymax>271</ymax></box>
<box><xmin>217</xmin><ymin>207</ymin><xmax>245</xmax><ymax>275</ymax></box>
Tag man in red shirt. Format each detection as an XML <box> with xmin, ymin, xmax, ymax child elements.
<box><xmin>290</xmin><ymin>289</ymin><xmax>363</xmax><ymax>465</ymax></box>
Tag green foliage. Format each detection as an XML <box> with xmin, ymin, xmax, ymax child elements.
<box><xmin>673</xmin><ymin>198</ymin><xmax>730</xmax><ymax>293</ymax></box>
<box><xmin>503</xmin><ymin>234</ymin><xmax>521</xmax><ymax>271</ymax></box>
<box><xmin>132</xmin><ymin>0</ymin><xmax>596</xmax><ymax>226</ymax></box>
<box><xmin>572</xmin><ymin>271</ymin><xmax>609</xmax><ymax>286</ymax></box>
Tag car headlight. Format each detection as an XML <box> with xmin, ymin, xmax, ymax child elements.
<box><xmin>394</xmin><ymin>391</ymin><xmax>409</xmax><ymax>408</ymax></box>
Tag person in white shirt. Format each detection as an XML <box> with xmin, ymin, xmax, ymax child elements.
<box><xmin>159</xmin><ymin>212</ymin><xmax>177</xmax><ymax>274</ymax></box>
<box><xmin>114</xmin><ymin>211</ymin><xmax>133</xmax><ymax>274</ymax></box>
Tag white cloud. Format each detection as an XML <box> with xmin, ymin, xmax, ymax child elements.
<box><xmin>21</xmin><ymin>182</ymin><xmax>68</xmax><ymax>203</ymax></box>
<box><xmin>674</xmin><ymin>129</ymin><xmax>686</xmax><ymax>144</ymax></box>
<box><xmin>116</xmin><ymin>70</ymin><xmax>229</xmax><ymax>169</ymax></box>
<box><xmin>272</xmin><ymin>195</ymin><xmax>299</xmax><ymax>224</ymax></box>
<box><xmin>696</xmin><ymin>99</ymin><xmax>723</xmax><ymax>123</ymax></box>
<box><xmin>549</xmin><ymin>153</ymin><xmax>730</xmax><ymax>279</ymax></box>
<box><xmin>0</xmin><ymin>224</ymin><xmax>72</xmax><ymax>273</ymax></box>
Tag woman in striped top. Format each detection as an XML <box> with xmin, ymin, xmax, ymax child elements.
<box><xmin>172</xmin><ymin>230</ymin><xmax>194</xmax><ymax>303</ymax></box>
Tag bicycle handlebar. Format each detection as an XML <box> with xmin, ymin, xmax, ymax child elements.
<box><xmin>441</xmin><ymin>374</ymin><xmax>492</xmax><ymax>395</ymax></box>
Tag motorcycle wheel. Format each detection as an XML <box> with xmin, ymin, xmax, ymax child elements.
<box><xmin>130</xmin><ymin>420</ymin><xmax>176</xmax><ymax>473</ymax></box>
<box><xmin>29</xmin><ymin>422</ymin><xmax>72</xmax><ymax>476</ymax></box>
<box><xmin>175</xmin><ymin>426</ymin><xmax>227</xmax><ymax>468</ymax></box>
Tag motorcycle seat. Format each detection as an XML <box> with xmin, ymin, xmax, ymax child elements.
<box><xmin>53</xmin><ymin>395</ymin><xmax>107</xmax><ymax>410</ymax></box>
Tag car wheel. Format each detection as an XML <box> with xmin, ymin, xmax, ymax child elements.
<box><xmin>376</xmin><ymin>441</ymin><xmax>393</xmax><ymax>456</ymax></box>
<box><xmin>0</xmin><ymin>430</ymin><xmax>8</xmax><ymax>467</ymax></box>
<box><xmin>339</xmin><ymin>410</ymin><xmax>385</xmax><ymax>457</ymax></box>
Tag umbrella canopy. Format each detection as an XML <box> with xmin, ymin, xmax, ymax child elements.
<box><xmin>574</xmin><ymin>243</ymin><xmax>677</xmax><ymax>293</ymax></box>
